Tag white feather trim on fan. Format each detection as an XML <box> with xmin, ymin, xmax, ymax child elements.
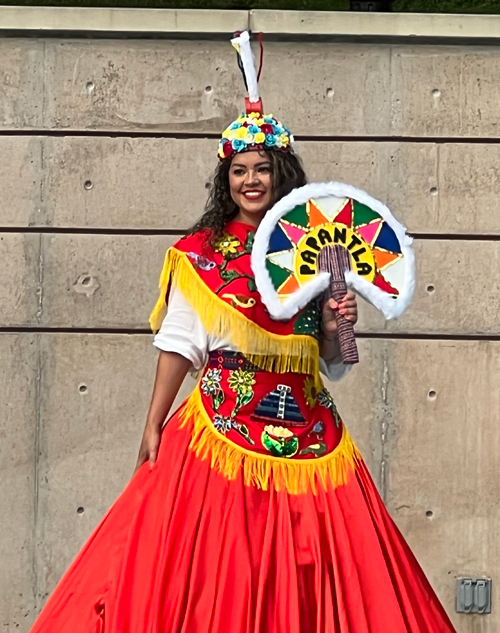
<box><xmin>251</xmin><ymin>182</ymin><xmax>416</xmax><ymax>321</ymax></box>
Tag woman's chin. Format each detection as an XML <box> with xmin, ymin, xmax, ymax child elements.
<box><xmin>239</xmin><ymin>201</ymin><xmax>273</xmax><ymax>216</ymax></box>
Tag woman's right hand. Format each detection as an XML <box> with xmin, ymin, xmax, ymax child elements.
<box><xmin>134</xmin><ymin>351</ymin><xmax>192</xmax><ymax>475</ymax></box>
<box><xmin>135</xmin><ymin>423</ymin><xmax>162</xmax><ymax>473</ymax></box>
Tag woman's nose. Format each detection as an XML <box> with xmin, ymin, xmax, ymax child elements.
<box><xmin>245</xmin><ymin>170</ymin><xmax>259</xmax><ymax>185</ymax></box>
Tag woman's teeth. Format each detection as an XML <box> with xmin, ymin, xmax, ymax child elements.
<box><xmin>243</xmin><ymin>191</ymin><xmax>264</xmax><ymax>199</ymax></box>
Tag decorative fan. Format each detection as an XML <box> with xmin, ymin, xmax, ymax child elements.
<box><xmin>252</xmin><ymin>182</ymin><xmax>415</xmax><ymax>326</ymax></box>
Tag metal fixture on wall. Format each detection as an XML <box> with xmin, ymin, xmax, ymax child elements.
<box><xmin>456</xmin><ymin>577</ymin><xmax>492</xmax><ymax>614</ymax></box>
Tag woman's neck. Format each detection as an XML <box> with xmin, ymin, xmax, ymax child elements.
<box><xmin>233</xmin><ymin>210</ymin><xmax>266</xmax><ymax>228</ymax></box>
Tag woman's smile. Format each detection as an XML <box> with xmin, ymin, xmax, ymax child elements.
<box><xmin>229</xmin><ymin>151</ymin><xmax>274</xmax><ymax>226</ymax></box>
<box><xmin>242</xmin><ymin>190</ymin><xmax>265</xmax><ymax>200</ymax></box>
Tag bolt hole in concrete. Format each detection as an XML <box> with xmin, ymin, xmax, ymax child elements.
<box><xmin>84</xmin><ymin>180</ymin><xmax>93</xmax><ymax>190</ymax></box>
<box><xmin>430</xmin><ymin>187</ymin><xmax>438</xmax><ymax>196</ymax></box>
<box><xmin>74</xmin><ymin>274</ymin><xmax>100</xmax><ymax>297</ymax></box>
<box><xmin>79</xmin><ymin>384</ymin><xmax>88</xmax><ymax>394</ymax></box>
<box><xmin>427</xmin><ymin>285</ymin><xmax>435</xmax><ymax>293</ymax></box>
<box><xmin>431</xmin><ymin>88</ymin><xmax>441</xmax><ymax>97</ymax></box>
<box><xmin>77</xmin><ymin>507</ymin><xmax>85</xmax><ymax>515</ymax></box>
<box><xmin>86</xmin><ymin>81</ymin><xmax>95</xmax><ymax>94</ymax></box>
<box><xmin>428</xmin><ymin>390</ymin><xmax>437</xmax><ymax>400</ymax></box>
<box><xmin>426</xmin><ymin>510</ymin><xmax>433</xmax><ymax>518</ymax></box>
<box><xmin>326</xmin><ymin>87</ymin><xmax>334</xmax><ymax>98</ymax></box>
<box><xmin>205</xmin><ymin>182</ymin><xmax>211</xmax><ymax>189</ymax></box>
<box><xmin>205</xmin><ymin>86</ymin><xmax>212</xmax><ymax>93</ymax></box>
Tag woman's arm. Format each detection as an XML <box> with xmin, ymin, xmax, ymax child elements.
<box><xmin>135</xmin><ymin>350</ymin><xmax>192</xmax><ymax>473</ymax></box>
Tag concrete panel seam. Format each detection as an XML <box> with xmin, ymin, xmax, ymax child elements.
<box><xmin>379</xmin><ymin>348</ymin><xmax>391</xmax><ymax>502</ymax></box>
<box><xmin>36</xmin><ymin>234</ymin><xmax>44</xmax><ymax>323</ymax></box>
<box><xmin>32</xmin><ymin>334</ymin><xmax>42</xmax><ymax>611</ymax></box>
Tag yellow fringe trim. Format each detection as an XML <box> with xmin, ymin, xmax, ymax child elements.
<box><xmin>179</xmin><ymin>388</ymin><xmax>361</xmax><ymax>495</ymax></box>
<box><xmin>150</xmin><ymin>247</ymin><xmax>321</xmax><ymax>379</ymax></box>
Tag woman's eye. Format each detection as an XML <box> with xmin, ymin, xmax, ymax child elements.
<box><xmin>233</xmin><ymin>169</ymin><xmax>245</xmax><ymax>176</ymax></box>
<box><xmin>259</xmin><ymin>167</ymin><xmax>271</xmax><ymax>173</ymax></box>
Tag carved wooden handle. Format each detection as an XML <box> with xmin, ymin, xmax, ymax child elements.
<box><xmin>317</xmin><ymin>245</ymin><xmax>359</xmax><ymax>365</ymax></box>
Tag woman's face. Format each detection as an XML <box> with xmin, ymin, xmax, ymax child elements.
<box><xmin>229</xmin><ymin>151</ymin><xmax>274</xmax><ymax>226</ymax></box>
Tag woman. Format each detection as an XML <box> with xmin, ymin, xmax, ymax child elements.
<box><xmin>29</xmin><ymin>107</ymin><xmax>457</xmax><ymax>633</ymax></box>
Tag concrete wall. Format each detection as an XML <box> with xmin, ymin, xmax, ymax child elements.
<box><xmin>1</xmin><ymin>8</ymin><xmax>499</xmax><ymax>631</ymax></box>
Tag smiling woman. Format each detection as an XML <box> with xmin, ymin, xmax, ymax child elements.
<box><xmin>29</xmin><ymin>30</ymin><xmax>457</xmax><ymax>633</ymax></box>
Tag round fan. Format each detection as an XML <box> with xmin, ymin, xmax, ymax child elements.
<box><xmin>252</xmin><ymin>182</ymin><xmax>415</xmax><ymax>323</ymax></box>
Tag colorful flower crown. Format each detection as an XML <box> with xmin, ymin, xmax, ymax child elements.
<box><xmin>218</xmin><ymin>111</ymin><xmax>294</xmax><ymax>161</ymax></box>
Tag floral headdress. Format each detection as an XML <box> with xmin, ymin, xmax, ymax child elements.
<box><xmin>217</xmin><ymin>31</ymin><xmax>294</xmax><ymax>161</ymax></box>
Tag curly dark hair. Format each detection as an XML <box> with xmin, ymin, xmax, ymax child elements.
<box><xmin>188</xmin><ymin>150</ymin><xmax>307</xmax><ymax>243</ymax></box>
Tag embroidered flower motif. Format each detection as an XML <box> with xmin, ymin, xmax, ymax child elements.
<box><xmin>228</xmin><ymin>369</ymin><xmax>256</xmax><ymax>415</ymax></box>
<box><xmin>303</xmin><ymin>377</ymin><xmax>317</xmax><ymax>408</ymax></box>
<box><xmin>317</xmin><ymin>388</ymin><xmax>341</xmax><ymax>427</ymax></box>
<box><xmin>201</xmin><ymin>369</ymin><xmax>222</xmax><ymax>396</ymax></box>
<box><xmin>213</xmin><ymin>414</ymin><xmax>233</xmax><ymax>434</ymax></box>
<box><xmin>214</xmin><ymin>233</ymin><xmax>241</xmax><ymax>256</ymax></box>
<box><xmin>228</xmin><ymin>369</ymin><xmax>256</xmax><ymax>396</ymax></box>
<box><xmin>317</xmin><ymin>388</ymin><xmax>335</xmax><ymax>409</ymax></box>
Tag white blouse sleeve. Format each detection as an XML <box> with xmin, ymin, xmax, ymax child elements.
<box><xmin>153</xmin><ymin>285</ymin><xmax>209</xmax><ymax>370</ymax></box>
<box><xmin>319</xmin><ymin>356</ymin><xmax>352</xmax><ymax>382</ymax></box>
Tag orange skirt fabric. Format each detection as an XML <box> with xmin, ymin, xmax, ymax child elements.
<box><xmin>30</xmin><ymin>397</ymin><xmax>457</xmax><ymax>633</ymax></box>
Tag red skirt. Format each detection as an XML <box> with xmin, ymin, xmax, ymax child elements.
<box><xmin>30</xmin><ymin>394</ymin><xmax>456</xmax><ymax>633</ymax></box>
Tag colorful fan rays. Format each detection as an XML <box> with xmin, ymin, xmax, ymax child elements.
<box><xmin>265</xmin><ymin>196</ymin><xmax>405</xmax><ymax>299</ymax></box>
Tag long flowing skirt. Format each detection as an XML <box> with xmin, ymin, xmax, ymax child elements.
<box><xmin>30</xmin><ymin>397</ymin><xmax>456</xmax><ymax>633</ymax></box>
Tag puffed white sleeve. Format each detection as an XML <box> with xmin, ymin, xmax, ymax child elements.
<box><xmin>153</xmin><ymin>285</ymin><xmax>209</xmax><ymax>370</ymax></box>
<box><xmin>319</xmin><ymin>356</ymin><xmax>352</xmax><ymax>382</ymax></box>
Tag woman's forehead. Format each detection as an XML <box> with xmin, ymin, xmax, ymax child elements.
<box><xmin>231</xmin><ymin>152</ymin><xmax>271</xmax><ymax>168</ymax></box>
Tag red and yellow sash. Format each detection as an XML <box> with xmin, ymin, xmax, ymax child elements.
<box><xmin>150</xmin><ymin>221</ymin><xmax>322</xmax><ymax>378</ymax></box>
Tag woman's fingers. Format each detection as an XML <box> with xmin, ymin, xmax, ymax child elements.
<box><xmin>134</xmin><ymin>425</ymin><xmax>161</xmax><ymax>474</ymax></box>
<box><xmin>134</xmin><ymin>451</ymin><xmax>149</xmax><ymax>474</ymax></box>
<box><xmin>338</xmin><ymin>292</ymin><xmax>358</xmax><ymax>323</ymax></box>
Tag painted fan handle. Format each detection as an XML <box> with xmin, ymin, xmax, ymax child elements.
<box><xmin>317</xmin><ymin>245</ymin><xmax>359</xmax><ymax>365</ymax></box>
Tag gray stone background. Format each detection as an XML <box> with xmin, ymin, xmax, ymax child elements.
<box><xmin>1</xmin><ymin>7</ymin><xmax>500</xmax><ymax>632</ymax></box>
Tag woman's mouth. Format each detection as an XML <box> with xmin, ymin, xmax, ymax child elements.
<box><xmin>242</xmin><ymin>190</ymin><xmax>265</xmax><ymax>200</ymax></box>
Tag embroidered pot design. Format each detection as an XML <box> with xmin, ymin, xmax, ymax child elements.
<box><xmin>261</xmin><ymin>425</ymin><xmax>299</xmax><ymax>458</ymax></box>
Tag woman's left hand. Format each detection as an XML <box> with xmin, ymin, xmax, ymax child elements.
<box><xmin>322</xmin><ymin>291</ymin><xmax>358</xmax><ymax>340</ymax></box>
